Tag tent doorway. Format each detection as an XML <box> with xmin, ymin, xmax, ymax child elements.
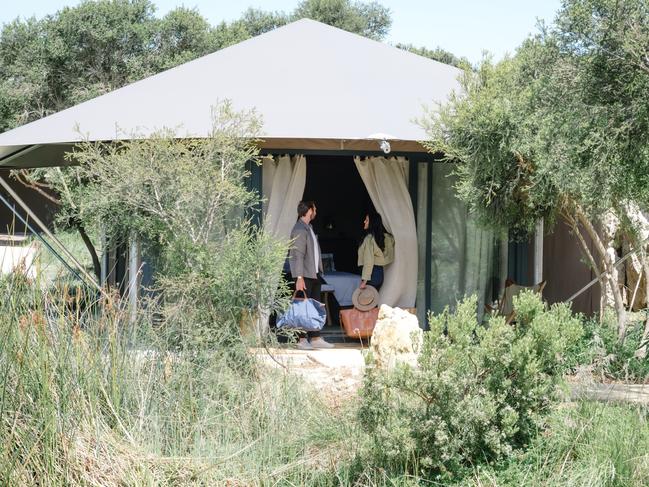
<box><xmin>303</xmin><ymin>155</ymin><xmax>372</xmax><ymax>274</ymax></box>
<box><xmin>302</xmin><ymin>155</ymin><xmax>373</xmax><ymax>335</ymax></box>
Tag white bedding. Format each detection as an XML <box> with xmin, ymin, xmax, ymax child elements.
<box><xmin>322</xmin><ymin>271</ymin><xmax>362</xmax><ymax>306</ymax></box>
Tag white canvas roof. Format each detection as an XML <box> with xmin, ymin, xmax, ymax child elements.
<box><xmin>0</xmin><ymin>18</ymin><xmax>462</xmax><ymax>167</ymax></box>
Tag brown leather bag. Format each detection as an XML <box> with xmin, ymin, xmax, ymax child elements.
<box><xmin>339</xmin><ymin>307</ymin><xmax>379</xmax><ymax>339</ymax></box>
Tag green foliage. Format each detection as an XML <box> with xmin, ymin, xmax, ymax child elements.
<box><xmin>531</xmin><ymin>0</ymin><xmax>649</xmax><ymax>220</ymax></box>
<box><xmin>422</xmin><ymin>47</ymin><xmax>559</xmax><ymax>237</ymax></box>
<box><xmin>423</xmin><ymin>0</ymin><xmax>649</xmax><ymax>234</ymax></box>
<box><xmin>0</xmin><ymin>275</ymin><xmax>342</xmax><ymax>484</ymax></box>
<box><xmin>68</xmin><ymin>102</ymin><xmax>260</xmax><ymax>247</ymax></box>
<box><xmin>578</xmin><ymin>314</ymin><xmax>649</xmax><ymax>382</ymax></box>
<box><xmin>1</xmin><ymin>272</ymin><xmax>644</xmax><ymax>485</ymax></box>
<box><xmin>0</xmin><ymin>268</ymin><xmax>37</xmax><ymax>314</ymax></box>
<box><xmin>293</xmin><ymin>0</ymin><xmax>392</xmax><ymax>40</ymax></box>
<box><xmin>422</xmin><ymin>0</ymin><xmax>649</xmax><ymax>342</ymax></box>
<box><xmin>395</xmin><ymin>43</ymin><xmax>471</xmax><ymax>70</ymax></box>
<box><xmin>359</xmin><ymin>292</ymin><xmax>583</xmax><ymax>480</ymax></box>
<box><xmin>229</xmin><ymin>7</ymin><xmax>290</xmax><ymax>37</ymax></box>
<box><xmin>462</xmin><ymin>401</ymin><xmax>649</xmax><ymax>487</ymax></box>
<box><xmin>0</xmin><ymin>276</ymin><xmax>137</xmax><ymax>484</ymax></box>
<box><xmin>153</xmin><ymin>7</ymin><xmax>218</xmax><ymax>70</ymax></box>
<box><xmin>60</xmin><ymin>102</ymin><xmax>290</xmax><ymax>350</ymax></box>
<box><xmin>159</xmin><ymin>227</ymin><xmax>291</xmax><ymax>352</ymax></box>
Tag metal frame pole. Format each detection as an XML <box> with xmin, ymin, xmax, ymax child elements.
<box><xmin>0</xmin><ymin>175</ymin><xmax>103</xmax><ymax>293</ymax></box>
<box><xmin>534</xmin><ymin>219</ymin><xmax>544</xmax><ymax>284</ymax></box>
<box><xmin>0</xmin><ymin>193</ymin><xmax>85</xmax><ymax>283</ymax></box>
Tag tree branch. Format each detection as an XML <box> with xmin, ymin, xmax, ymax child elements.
<box><xmin>576</xmin><ymin>206</ymin><xmax>627</xmax><ymax>341</ymax></box>
<box><xmin>73</xmin><ymin>220</ymin><xmax>102</xmax><ymax>283</ymax></box>
<box><xmin>13</xmin><ymin>170</ymin><xmax>61</xmax><ymax>205</ymax></box>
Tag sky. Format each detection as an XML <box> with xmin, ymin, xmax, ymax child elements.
<box><xmin>0</xmin><ymin>0</ymin><xmax>563</xmax><ymax>64</ymax></box>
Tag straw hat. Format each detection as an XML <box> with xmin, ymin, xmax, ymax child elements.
<box><xmin>352</xmin><ymin>285</ymin><xmax>380</xmax><ymax>311</ymax></box>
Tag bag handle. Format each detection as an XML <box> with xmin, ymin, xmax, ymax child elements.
<box><xmin>292</xmin><ymin>289</ymin><xmax>308</xmax><ymax>300</ymax></box>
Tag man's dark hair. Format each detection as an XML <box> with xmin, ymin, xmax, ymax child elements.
<box><xmin>297</xmin><ymin>200</ymin><xmax>316</xmax><ymax>218</ymax></box>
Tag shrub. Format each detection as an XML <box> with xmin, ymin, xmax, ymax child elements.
<box><xmin>579</xmin><ymin>313</ymin><xmax>649</xmax><ymax>382</ymax></box>
<box><xmin>358</xmin><ymin>291</ymin><xmax>583</xmax><ymax>480</ymax></box>
<box><xmin>157</xmin><ymin>226</ymin><xmax>290</xmax><ymax>352</ymax></box>
<box><xmin>55</xmin><ymin>102</ymin><xmax>290</xmax><ymax>350</ymax></box>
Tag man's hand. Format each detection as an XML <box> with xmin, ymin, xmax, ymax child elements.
<box><xmin>360</xmin><ymin>280</ymin><xmax>367</xmax><ymax>289</ymax></box>
<box><xmin>296</xmin><ymin>277</ymin><xmax>306</xmax><ymax>292</ymax></box>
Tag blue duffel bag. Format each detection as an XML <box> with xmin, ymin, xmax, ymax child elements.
<box><xmin>277</xmin><ymin>290</ymin><xmax>326</xmax><ymax>332</ymax></box>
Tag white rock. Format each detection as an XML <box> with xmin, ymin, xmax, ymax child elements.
<box><xmin>370</xmin><ymin>304</ymin><xmax>423</xmax><ymax>370</ymax></box>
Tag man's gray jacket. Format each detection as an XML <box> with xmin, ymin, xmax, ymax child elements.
<box><xmin>289</xmin><ymin>219</ymin><xmax>323</xmax><ymax>280</ymax></box>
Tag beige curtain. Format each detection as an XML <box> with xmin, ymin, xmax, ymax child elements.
<box><xmin>248</xmin><ymin>154</ymin><xmax>306</xmax><ymax>337</ymax></box>
<box><xmin>263</xmin><ymin>154</ymin><xmax>306</xmax><ymax>239</ymax></box>
<box><xmin>428</xmin><ymin>163</ymin><xmax>495</xmax><ymax>316</ymax></box>
<box><xmin>354</xmin><ymin>156</ymin><xmax>417</xmax><ymax>308</ymax></box>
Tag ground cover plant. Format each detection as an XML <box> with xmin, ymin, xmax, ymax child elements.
<box><xmin>577</xmin><ymin>314</ymin><xmax>649</xmax><ymax>383</ymax></box>
<box><xmin>0</xmin><ymin>102</ymin><xmax>342</xmax><ymax>484</ymax></box>
<box><xmin>2</xmin><ymin>271</ymin><xmax>647</xmax><ymax>485</ymax></box>
<box><xmin>57</xmin><ymin>102</ymin><xmax>293</xmax><ymax>348</ymax></box>
<box><xmin>344</xmin><ymin>401</ymin><xmax>649</xmax><ymax>486</ymax></box>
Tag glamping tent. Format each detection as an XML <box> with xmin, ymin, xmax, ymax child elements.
<box><xmin>0</xmin><ymin>18</ymin><xmax>541</xmax><ymax>325</ymax></box>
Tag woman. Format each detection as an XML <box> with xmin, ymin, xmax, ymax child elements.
<box><xmin>358</xmin><ymin>211</ymin><xmax>394</xmax><ymax>291</ymax></box>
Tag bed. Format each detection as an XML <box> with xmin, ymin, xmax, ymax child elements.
<box><xmin>322</xmin><ymin>271</ymin><xmax>362</xmax><ymax>306</ymax></box>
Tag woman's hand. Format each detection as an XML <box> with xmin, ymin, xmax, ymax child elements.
<box><xmin>360</xmin><ymin>280</ymin><xmax>367</xmax><ymax>289</ymax></box>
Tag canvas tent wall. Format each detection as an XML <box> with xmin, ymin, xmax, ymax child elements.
<box><xmin>0</xmin><ymin>18</ymin><xmax>510</xmax><ymax>323</ymax></box>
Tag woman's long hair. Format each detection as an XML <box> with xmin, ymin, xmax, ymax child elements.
<box><xmin>364</xmin><ymin>211</ymin><xmax>389</xmax><ymax>251</ymax></box>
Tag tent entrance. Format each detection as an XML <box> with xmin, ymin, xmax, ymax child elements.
<box><xmin>301</xmin><ymin>155</ymin><xmax>375</xmax><ymax>337</ymax></box>
<box><xmin>261</xmin><ymin>153</ymin><xmax>501</xmax><ymax>337</ymax></box>
<box><xmin>303</xmin><ymin>155</ymin><xmax>372</xmax><ymax>275</ymax></box>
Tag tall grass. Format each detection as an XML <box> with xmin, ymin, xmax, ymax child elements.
<box><xmin>458</xmin><ymin>401</ymin><xmax>649</xmax><ymax>487</ymax></box>
<box><xmin>0</xmin><ymin>270</ymin><xmax>355</xmax><ymax>485</ymax></box>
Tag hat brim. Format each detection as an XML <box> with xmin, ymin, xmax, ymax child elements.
<box><xmin>352</xmin><ymin>285</ymin><xmax>379</xmax><ymax>311</ymax></box>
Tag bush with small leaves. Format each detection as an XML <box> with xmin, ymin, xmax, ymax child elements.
<box><xmin>358</xmin><ymin>291</ymin><xmax>583</xmax><ymax>480</ymax></box>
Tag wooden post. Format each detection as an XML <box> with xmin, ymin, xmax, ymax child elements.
<box><xmin>534</xmin><ymin>219</ymin><xmax>544</xmax><ymax>284</ymax></box>
<box><xmin>499</xmin><ymin>230</ymin><xmax>509</xmax><ymax>295</ymax></box>
<box><xmin>128</xmin><ymin>232</ymin><xmax>140</xmax><ymax>323</ymax></box>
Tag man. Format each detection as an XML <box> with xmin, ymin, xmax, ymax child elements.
<box><xmin>288</xmin><ymin>200</ymin><xmax>334</xmax><ymax>350</ymax></box>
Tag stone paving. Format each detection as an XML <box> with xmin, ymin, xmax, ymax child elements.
<box><xmin>252</xmin><ymin>345</ymin><xmax>649</xmax><ymax>407</ymax></box>
<box><xmin>251</xmin><ymin>344</ymin><xmax>366</xmax><ymax>407</ymax></box>
<box><xmin>570</xmin><ymin>381</ymin><xmax>649</xmax><ymax>404</ymax></box>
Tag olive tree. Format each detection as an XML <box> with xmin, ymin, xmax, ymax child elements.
<box><xmin>58</xmin><ymin>103</ymin><xmax>288</xmax><ymax>346</ymax></box>
<box><xmin>423</xmin><ymin>0</ymin><xmax>649</xmax><ymax>346</ymax></box>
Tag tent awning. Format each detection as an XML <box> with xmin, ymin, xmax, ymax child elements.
<box><xmin>0</xmin><ymin>139</ymin><xmax>429</xmax><ymax>169</ymax></box>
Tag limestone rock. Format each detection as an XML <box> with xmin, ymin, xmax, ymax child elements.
<box><xmin>370</xmin><ymin>304</ymin><xmax>422</xmax><ymax>370</ymax></box>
